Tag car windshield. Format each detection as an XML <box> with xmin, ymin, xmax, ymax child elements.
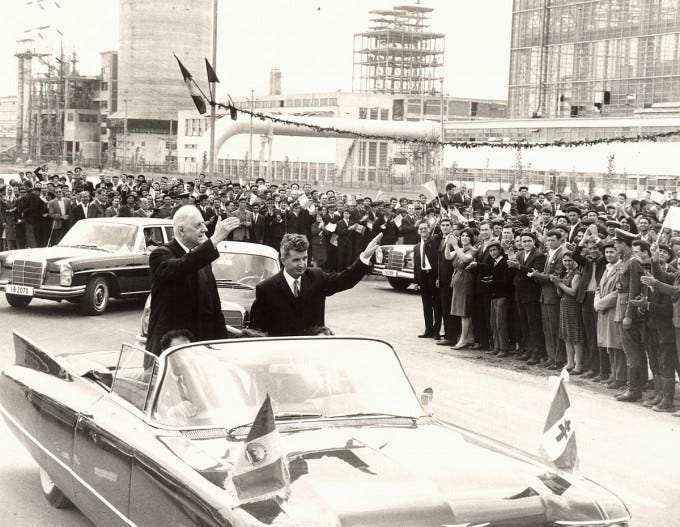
<box><xmin>212</xmin><ymin>253</ymin><xmax>279</xmax><ymax>287</ymax></box>
<box><xmin>152</xmin><ymin>339</ymin><xmax>425</xmax><ymax>429</ymax></box>
<box><xmin>59</xmin><ymin>221</ymin><xmax>137</xmax><ymax>253</ymax></box>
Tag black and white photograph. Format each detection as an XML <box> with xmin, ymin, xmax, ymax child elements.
<box><xmin>0</xmin><ymin>1</ymin><xmax>679</xmax><ymax>525</ymax></box>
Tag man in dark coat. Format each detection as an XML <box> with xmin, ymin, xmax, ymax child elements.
<box><xmin>414</xmin><ymin>220</ymin><xmax>442</xmax><ymax>339</ymax></box>
<box><xmin>145</xmin><ymin>207</ymin><xmax>241</xmax><ymax>356</ymax></box>
<box><xmin>249</xmin><ymin>232</ymin><xmax>382</xmax><ymax>337</ymax></box>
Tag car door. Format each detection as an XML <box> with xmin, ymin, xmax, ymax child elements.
<box><xmin>128</xmin><ymin>226</ymin><xmax>163</xmax><ymax>294</ymax></box>
<box><xmin>72</xmin><ymin>344</ymin><xmax>157</xmax><ymax>526</ymax></box>
<box><xmin>0</xmin><ymin>333</ymin><xmax>104</xmax><ymax>508</ymax></box>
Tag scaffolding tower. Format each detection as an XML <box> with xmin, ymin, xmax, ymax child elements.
<box><xmin>352</xmin><ymin>3</ymin><xmax>445</xmax><ymax>95</ymax></box>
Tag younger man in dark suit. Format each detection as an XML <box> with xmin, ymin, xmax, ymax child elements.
<box><xmin>249</xmin><ymin>232</ymin><xmax>382</xmax><ymax>337</ymax></box>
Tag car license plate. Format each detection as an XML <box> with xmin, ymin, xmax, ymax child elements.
<box><xmin>6</xmin><ymin>284</ymin><xmax>34</xmax><ymax>296</ymax></box>
<box><xmin>383</xmin><ymin>270</ymin><xmax>398</xmax><ymax>277</ymax></box>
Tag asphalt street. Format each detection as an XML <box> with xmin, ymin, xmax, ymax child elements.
<box><xmin>0</xmin><ymin>278</ymin><xmax>678</xmax><ymax>526</ymax></box>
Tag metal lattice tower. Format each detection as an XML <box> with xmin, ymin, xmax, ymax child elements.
<box><xmin>352</xmin><ymin>3</ymin><xmax>445</xmax><ymax>95</ymax></box>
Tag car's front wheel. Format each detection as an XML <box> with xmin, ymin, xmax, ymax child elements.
<box><xmin>39</xmin><ymin>466</ymin><xmax>72</xmax><ymax>509</ymax></box>
<box><xmin>387</xmin><ymin>277</ymin><xmax>412</xmax><ymax>290</ymax></box>
<box><xmin>5</xmin><ymin>293</ymin><xmax>32</xmax><ymax>307</ymax></box>
<box><xmin>81</xmin><ymin>276</ymin><xmax>110</xmax><ymax>315</ymax></box>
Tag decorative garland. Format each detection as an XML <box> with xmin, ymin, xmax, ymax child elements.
<box><xmin>215</xmin><ymin>101</ymin><xmax>680</xmax><ymax>150</ymax></box>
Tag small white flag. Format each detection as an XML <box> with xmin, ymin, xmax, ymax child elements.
<box><xmin>422</xmin><ymin>181</ymin><xmax>438</xmax><ymax>203</ymax></box>
<box><xmin>661</xmin><ymin>206</ymin><xmax>680</xmax><ymax>232</ymax></box>
<box><xmin>540</xmin><ymin>369</ymin><xmax>578</xmax><ymax>472</ymax></box>
<box><xmin>502</xmin><ymin>201</ymin><xmax>512</xmax><ymax>214</ymax></box>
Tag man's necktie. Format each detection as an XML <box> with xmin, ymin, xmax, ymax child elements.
<box><xmin>421</xmin><ymin>243</ymin><xmax>426</xmax><ymax>270</ymax></box>
<box><xmin>293</xmin><ymin>278</ymin><xmax>300</xmax><ymax>298</ymax></box>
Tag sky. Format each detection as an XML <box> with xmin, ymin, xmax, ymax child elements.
<box><xmin>0</xmin><ymin>0</ymin><xmax>513</xmax><ymax>100</ymax></box>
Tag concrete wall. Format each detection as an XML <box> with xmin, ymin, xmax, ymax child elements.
<box><xmin>118</xmin><ymin>0</ymin><xmax>211</xmax><ymax>121</ymax></box>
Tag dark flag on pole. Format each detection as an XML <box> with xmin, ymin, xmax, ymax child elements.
<box><xmin>205</xmin><ymin>58</ymin><xmax>219</xmax><ymax>84</ymax></box>
<box><xmin>175</xmin><ymin>56</ymin><xmax>207</xmax><ymax>115</ymax></box>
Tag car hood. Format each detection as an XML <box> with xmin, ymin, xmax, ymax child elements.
<box><xmin>193</xmin><ymin>423</ymin><xmax>628</xmax><ymax>526</ymax></box>
<box><xmin>0</xmin><ymin>246</ymin><xmax>110</xmax><ymax>267</ymax></box>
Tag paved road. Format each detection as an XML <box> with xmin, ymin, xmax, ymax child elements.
<box><xmin>0</xmin><ymin>279</ymin><xmax>678</xmax><ymax>526</ymax></box>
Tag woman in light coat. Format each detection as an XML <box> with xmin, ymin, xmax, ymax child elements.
<box><xmin>593</xmin><ymin>242</ymin><xmax>625</xmax><ymax>388</ymax></box>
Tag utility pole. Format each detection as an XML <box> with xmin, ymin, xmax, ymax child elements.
<box><xmin>208</xmin><ymin>0</ymin><xmax>218</xmax><ymax>180</ymax></box>
<box><xmin>249</xmin><ymin>89</ymin><xmax>254</xmax><ymax>180</ymax></box>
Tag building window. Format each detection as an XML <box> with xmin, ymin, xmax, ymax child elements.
<box><xmin>368</xmin><ymin>141</ymin><xmax>377</xmax><ymax>166</ymax></box>
<box><xmin>67</xmin><ymin>112</ymin><xmax>74</xmax><ymax>122</ymax></box>
<box><xmin>359</xmin><ymin>107</ymin><xmax>367</xmax><ymax>119</ymax></box>
<box><xmin>380</xmin><ymin>109</ymin><xmax>389</xmax><ymax>120</ymax></box>
<box><xmin>369</xmin><ymin>108</ymin><xmax>379</xmax><ymax>120</ymax></box>
<box><xmin>101</xmin><ymin>81</ymin><xmax>108</xmax><ymax>90</ymax></box>
<box><xmin>78</xmin><ymin>113</ymin><xmax>97</xmax><ymax>123</ymax></box>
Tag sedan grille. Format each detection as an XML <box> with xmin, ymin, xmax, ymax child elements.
<box><xmin>223</xmin><ymin>309</ymin><xmax>244</xmax><ymax>328</ymax></box>
<box><xmin>385</xmin><ymin>250</ymin><xmax>404</xmax><ymax>271</ymax></box>
<box><xmin>12</xmin><ymin>260</ymin><xmax>45</xmax><ymax>287</ymax></box>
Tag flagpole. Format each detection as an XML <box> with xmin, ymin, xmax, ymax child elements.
<box><xmin>208</xmin><ymin>0</ymin><xmax>218</xmax><ymax>181</ymax></box>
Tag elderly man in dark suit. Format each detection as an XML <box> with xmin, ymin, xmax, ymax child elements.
<box><xmin>249</xmin><ymin>232</ymin><xmax>382</xmax><ymax>337</ymax></box>
<box><xmin>145</xmin><ymin>207</ymin><xmax>241</xmax><ymax>356</ymax></box>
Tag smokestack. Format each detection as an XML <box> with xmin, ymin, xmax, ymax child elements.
<box><xmin>269</xmin><ymin>68</ymin><xmax>281</xmax><ymax>96</ymax></box>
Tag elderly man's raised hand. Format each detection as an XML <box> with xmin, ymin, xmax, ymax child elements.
<box><xmin>360</xmin><ymin>232</ymin><xmax>383</xmax><ymax>260</ymax></box>
<box><xmin>211</xmin><ymin>216</ymin><xmax>241</xmax><ymax>246</ymax></box>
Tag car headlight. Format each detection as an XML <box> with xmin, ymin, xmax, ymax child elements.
<box><xmin>59</xmin><ymin>264</ymin><xmax>73</xmax><ymax>286</ymax></box>
<box><xmin>375</xmin><ymin>249</ymin><xmax>383</xmax><ymax>264</ymax></box>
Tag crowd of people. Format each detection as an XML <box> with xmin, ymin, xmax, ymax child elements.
<box><xmin>1</xmin><ymin>165</ymin><xmax>679</xmax><ymax>415</ymax></box>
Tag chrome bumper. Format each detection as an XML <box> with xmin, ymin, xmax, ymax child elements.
<box><xmin>0</xmin><ymin>281</ymin><xmax>86</xmax><ymax>299</ymax></box>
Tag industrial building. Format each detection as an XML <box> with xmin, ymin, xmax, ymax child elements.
<box><xmin>107</xmin><ymin>0</ymin><xmax>212</xmax><ymax>167</ymax></box>
<box><xmin>177</xmin><ymin>90</ymin><xmax>506</xmax><ymax>185</ymax></box>
<box><xmin>0</xmin><ymin>97</ymin><xmax>17</xmax><ymax>154</ymax></box>
<box><xmin>509</xmin><ymin>0</ymin><xmax>680</xmax><ymax>119</ymax></box>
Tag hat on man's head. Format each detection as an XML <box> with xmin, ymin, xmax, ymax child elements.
<box><xmin>614</xmin><ymin>228</ymin><xmax>638</xmax><ymax>243</ymax></box>
<box><xmin>566</xmin><ymin>205</ymin><xmax>581</xmax><ymax>214</ymax></box>
<box><xmin>605</xmin><ymin>219</ymin><xmax>621</xmax><ymax>228</ymax></box>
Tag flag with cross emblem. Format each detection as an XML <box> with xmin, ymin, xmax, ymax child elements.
<box><xmin>540</xmin><ymin>369</ymin><xmax>578</xmax><ymax>472</ymax></box>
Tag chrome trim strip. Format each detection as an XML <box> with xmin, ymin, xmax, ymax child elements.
<box><xmin>554</xmin><ymin>518</ymin><xmax>630</xmax><ymax>526</ymax></box>
<box><xmin>119</xmin><ymin>290</ymin><xmax>150</xmax><ymax>296</ymax></box>
<box><xmin>0</xmin><ymin>402</ymin><xmax>137</xmax><ymax>527</ymax></box>
<box><xmin>73</xmin><ymin>265</ymin><xmax>149</xmax><ymax>274</ymax></box>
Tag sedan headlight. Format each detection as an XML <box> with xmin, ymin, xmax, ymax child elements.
<box><xmin>375</xmin><ymin>249</ymin><xmax>384</xmax><ymax>264</ymax></box>
<box><xmin>59</xmin><ymin>264</ymin><xmax>73</xmax><ymax>286</ymax></box>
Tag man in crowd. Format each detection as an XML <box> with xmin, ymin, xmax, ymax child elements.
<box><xmin>414</xmin><ymin>220</ymin><xmax>442</xmax><ymax>340</ymax></box>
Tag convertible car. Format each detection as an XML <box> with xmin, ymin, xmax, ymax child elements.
<box><xmin>0</xmin><ymin>217</ymin><xmax>174</xmax><ymax>315</ymax></box>
<box><xmin>0</xmin><ymin>332</ymin><xmax>631</xmax><ymax>527</ymax></box>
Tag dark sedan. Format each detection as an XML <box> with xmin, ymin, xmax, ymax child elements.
<box><xmin>0</xmin><ymin>217</ymin><xmax>173</xmax><ymax>315</ymax></box>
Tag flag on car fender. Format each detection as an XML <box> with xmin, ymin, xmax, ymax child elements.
<box><xmin>540</xmin><ymin>369</ymin><xmax>578</xmax><ymax>472</ymax></box>
<box><xmin>230</xmin><ymin>395</ymin><xmax>290</xmax><ymax>504</ymax></box>
<box><xmin>421</xmin><ymin>181</ymin><xmax>438</xmax><ymax>202</ymax></box>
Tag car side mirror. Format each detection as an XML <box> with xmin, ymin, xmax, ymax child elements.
<box><xmin>420</xmin><ymin>387</ymin><xmax>434</xmax><ymax>415</ymax></box>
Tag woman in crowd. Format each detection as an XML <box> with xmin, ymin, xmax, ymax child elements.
<box><xmin>551</xmin><ymin>251</ymin><xmax>585</xmax><ymax>374</ymax></box>
<box><xmin>446</xmin><ymin>227</ymin><xmax>477</xmax><ymax>349</ymax></box>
